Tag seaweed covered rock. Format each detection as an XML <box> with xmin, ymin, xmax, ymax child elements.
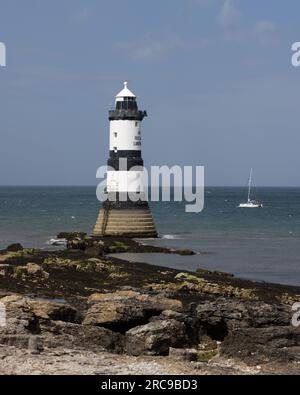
<box><xmin>176</xmin><ymin>249</ymin><xmax>195</xmax><ymax>256</ymax></box>
<box><xmin>84</xmin><ymin>246</ymin><xmax>104</xmax><ymax>257</ymax></box>
<box><xmin>6</xmin><ymin>243</ymin><xmax>24</xmax><ymax>252</ymax></box>
<box><xmin>57</xmin><ymin>232</ymin><xmax>87</xmax><ymax>241</ymax></box>
<box><xmin>26</xmin><ymin>263</ymin><xmax>49</xmax><ymax>279</ymax></box>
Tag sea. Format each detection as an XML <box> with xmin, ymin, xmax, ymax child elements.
<box><xmin>0</xmin><ymin>186</ymin><xmax>299</xmax><ymax>286</ymax></box>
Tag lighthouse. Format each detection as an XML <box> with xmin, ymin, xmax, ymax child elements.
<box><xmin>94</xmin><ymin>82</ymin><xmax>157</xmax><ymax>237</ymax></box>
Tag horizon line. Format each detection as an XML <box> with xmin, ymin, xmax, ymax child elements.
<box><xmin>0</xmin><ymin>185</ymin><xmax>300</xmax><ymax>188</ymax></box>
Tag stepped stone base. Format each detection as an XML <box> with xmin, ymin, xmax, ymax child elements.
<box><xmin>93</xmin><ymin>207</ymin><xmax>157</xmax><ymax>238</ymax></box>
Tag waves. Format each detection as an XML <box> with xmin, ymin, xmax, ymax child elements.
<box><xmin>161</xmin><ymin>234</ymin><xmax>183</xmax><ymax>240</ymax></box>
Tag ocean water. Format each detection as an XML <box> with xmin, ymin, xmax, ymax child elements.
<box><xmin>0</xmin><ymin>186</ymin><xmax>299</xmax><ymax>286</ymax></box>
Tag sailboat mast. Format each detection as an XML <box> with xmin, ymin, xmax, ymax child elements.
<box><xmin>247</xmin><ymin>168</ymin><xmax>252</xmax><ymax>202</ymax></box>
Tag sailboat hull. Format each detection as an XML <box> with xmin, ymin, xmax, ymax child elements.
<box><xmin>238</xmin><ymin>202</ymin><xmax>263</xmax><ymax>208</ymax></box>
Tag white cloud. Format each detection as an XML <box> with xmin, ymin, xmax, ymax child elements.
<box><xmin>72</xmin><ymin>7</ymin><xmax>93</xmax><ymax>23</ymax></box>
<box><xmin>217</xmin><ymin>0</ymin><xmax>241</xmax><ymax>28</ymax></box>
<box><xmin>117</xmin><ymin>37</ymin><xmax>210</xmax><ymax>61</ymax></box>
<box><xmin>194</xmin><ymin>0</ymin><xmax>215</xmax><ymax>6</ymax></box>
<box><xmin>131</xmin><ymin>42</ymin><xmax>167</xmax><ymax>60</ymax></box>
<box><xmin>253</xmin><ymin>20</ymin><xmax>278</xmax><ymax>44</ymax></box>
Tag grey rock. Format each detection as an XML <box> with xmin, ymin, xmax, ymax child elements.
<box><xmin>84</xmin><ymin>246</ymin><xmax>104</xmax><ymax>257</ymax></box>
<box><xmin>28</xmin><ymin>336</ymin><xmax>40</xmax><ymax>354</ymax></box>
<box><xmin>39</xmin><ymin>320</ymin><xmax>124</xmax><ymax>353</ymax></box>
<box><xmin>169</xmin><ymin>347</ymin><xmax>198</xmax><ymax>361</ymax></box>
<box><xmin>221</xmin><ymin>326</ymin><xmax>300</xmax><ymax>364</ymax></box>
<box><xmin>196</xmin><ymin>298</ymin><xmax>290</xmax><ymax>337</ymax></box>
<box><xmin>84</xmin><ymin>291</ymin><xmax>183</xmax><ymax>330</ymax></box>
<box><xmin>125</xmin><ymin>319</ymin><xmax>187</xmax><ymax>356</ymax></box>
<box><xmin>83</xmin><ymin>300</ymin><xmax>145</xmax><ymax>330</ymax></box>
<box><xmin>6</xmin><ymin>243</ymin><xmax>23</xmax><ymax>252</ymax></box>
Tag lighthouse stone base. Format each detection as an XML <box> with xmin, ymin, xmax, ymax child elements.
<box><xmin>93</xmin><ymin>200</ymin><xmax>157</xmax><ymax>238</ymax></box>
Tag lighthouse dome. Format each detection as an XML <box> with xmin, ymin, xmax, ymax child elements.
<box><xmin>115</xmin><ymin>81</ymin><xmax>136</xmax><ymax>101</ymax></box>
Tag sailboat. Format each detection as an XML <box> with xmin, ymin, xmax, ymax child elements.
<box><xmin>238</xmin><ymin>168</ymin><xmax>263</xmax><ymax>208</ymax></box>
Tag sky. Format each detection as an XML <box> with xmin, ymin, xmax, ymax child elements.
<box><xmin>0</xmin><ymin>0</ymin><xmax>300</xmax><ymax>186</ymax></box>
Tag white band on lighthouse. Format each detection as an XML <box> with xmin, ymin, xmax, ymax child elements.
<box><xmin>109</xmin><ymin>120</ymin><xmax>141</xmax><ymax>151</ymax></box>
<box><xmin>107</xmin><ymin>170</ymin><xmax>145</xmax><ymax>193</ymax></box>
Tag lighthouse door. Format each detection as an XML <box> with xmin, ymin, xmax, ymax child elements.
<box><xmin>107</xmin><ymin>171</ymin><xmax>119</xmax><ymax>192</ymax></box>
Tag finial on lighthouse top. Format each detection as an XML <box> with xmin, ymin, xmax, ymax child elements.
<box><xmin>115</xmin><ymin>81</ymin><xmax>136</xmax><ymax>100</ymax></box>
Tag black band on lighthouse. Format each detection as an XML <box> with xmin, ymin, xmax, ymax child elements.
<box><xmin>109</xmin><ymin>109</ymin><xmax>147</xmax><ymax>121</ymax></box>
<box><xmin>107</xmin><ymin>157</ymin><xmax>143</xmax><ymax>171</ymax></box>
<box><xmin>109</xmin><ymin>150</ymin><xmax>141</xmax><ymax>158</ymax></box>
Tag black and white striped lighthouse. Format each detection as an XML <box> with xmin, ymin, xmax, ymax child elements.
<box><xmin>94</xmin><ymin>82</ymin><xmax>157</xmax><ymax>237</ymax></box>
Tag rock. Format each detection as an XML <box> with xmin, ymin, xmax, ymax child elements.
<box><xmin>6</xmin><ymin>243</ymin><xmax>23</xmax><ymax>252</ymax></box>
<box><xmin>159</xmin><ymin>310</ymin><xmax>186</xmax><ymax>321</ymax></box>
<box><xmin>0</xmin><ymin>295</ymin><xmax>77</xmax><ymax>323</ymax></box>
<box><xmin>57</xmin><ymin>232</ymin><xmax>86</xmax><ymax>241</ymax></box>
<box><xmin>0</xmin><ymin>295</ymin><xmax>40</xmax><ymax>348</ymax></box>
<box><xmin>29</xmin><ymin>300</ymin><xmax>78</xmax><ymax>322</ymax></box>
<box><xmin>87</xmin><ymin>291</ymin><xmax>183</xmax><ymax>312</ymax></box>
<box><xmin>28</xmin><ymin>336</ymin><xmax>40</xmax><ymax>354</ymax></box>
<box><xmin>0</xmin><ymin>295</ymin><xmax>32</xmax><ymax>320</ymax></box>
<box><xmin>9</xmin><ymin>264</ymin><xmax>49</xmax><ymax>281</ymax></box>
<box><xmin>176</xmin><ymin>249</ymin><xmax>195</xmax><ymax>256</ymax></box>
<box><xmin>11</xmin><ymin>266</ymin><xmax>28</xmax><ymax>280</ymax></box>
<box><xmin>39</xmin><ymin>320</ymin><xmax>124</xmax><ymax>353</ymax></box>
<box><xmin>196</xmin><ymin>267</ymin><xmax>234</xmax><ymax>278</ymax></box>
<box><xmin>0</xmin><ymin>264</ymin><xmax>10</xmax><ymax>276</ymax></box>
<box><xmin>196</xmin><ymin>298</ymin><xmax>291</xmax><ymax>338</ymax></box>
<box><xmin>83</xmin><ymin>301</ymin><xmax>145</xmax><ymax>330</ymax></box>
<box><xmin>84</xmin><ymin>291</ymin><xmax>183</xmax><ymax>330</ymax></box>
<box><xmin>125</xmin><ymin>319</ymin><xmax>187</xmax><ymax>356</ymax></box>
<box><xmin>169</xmin><ymin>347</ymin><xmax>198</xmax><ymax>361</ymax></box>
<box><xmin>87</xmin><ymin>258</ymin><xmax>104</xmax><ymax>264</ymax></box>
<box><xmin>172</xmin><ymin>273</ymin><xmax>257</xmax><ymax>300</ymax></box>
<box><xmin>107</xmin><ymin>242</ymin><xmax>130</xmax><ymax>253</ymax></box>
<box><xmin>0</xmin><ymin>294</ymin><xmax>123</xmax><ymax>353</ymax></box>
<box><xmin>43</xmin><ymin>257</ymin><xmax>77</xmax><ymax>268</ymax></box>
<box><xmin>84</xmin><ymin>246</ymin><xmax>103</xmax><ymax>257</ymax></box>
<box><xmin>26</xmin><ymin>263</ymin><xmax>49</xmax><ymax>279</ymax></box>
<box><xmin>220</xmin><ymin>326</ymin><xmax>300</xmax><ymax>364</ymax></box>
<box><xmin>75</xmin><ymin>259</ymin><xmax>106</xmax><ymax>273</ymax></box>
<box><xmin>26</xmin><ymin>263</ymin><xmax>42</xmax><ymax>275</ymax></box>
<box><xmin>67</xmin><ymin>239</ymin><xmax>87</xmax><ymax>250</ymax></box>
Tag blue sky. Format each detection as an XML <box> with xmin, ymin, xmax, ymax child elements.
<box><xmin>0</xmin><ymin>0</ymin><xmax>299</xmax><ymax>186</ymax></box>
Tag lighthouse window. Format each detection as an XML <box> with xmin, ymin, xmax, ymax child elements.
<box><xmin>114</xmin><ymin>132</ymin><xmax>117</xmax><ymax>138</ymax></box>
<box><xmin>117</xmin><ymin>100</ymin><xmax>137</xmax><ymax>110</ymax></box>
<box><xmin>135</xmin><ymin>122</ymin><xmax>138</xmax><ymax>127</ymax></box>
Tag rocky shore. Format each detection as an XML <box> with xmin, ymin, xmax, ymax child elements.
<box><xmin>0</xmin><ymin>233</ymin><xmax>300</xmax><ymax>375</ymax></box>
